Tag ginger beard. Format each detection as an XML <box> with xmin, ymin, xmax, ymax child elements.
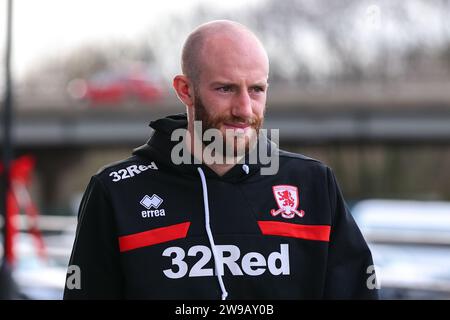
<box><xmin>193</xmin><ymin>90</ymin><xmax>263</xmax><ymax>159</ymax></box>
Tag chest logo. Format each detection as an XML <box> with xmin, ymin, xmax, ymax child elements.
<box><xmin>270</xmin><ymin>185</ymin><xmax>305</xmax><ymax>219</ymax></box>
<box><xmin>140</xmin><ymin>194</ymin><xmax>165</xmax><ymax>218</ymax></box>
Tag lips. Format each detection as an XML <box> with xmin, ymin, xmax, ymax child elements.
<box><xmin>223</xmin><ymin>122</ymin><xmax>250</xmax><ymax>129</ymax></box>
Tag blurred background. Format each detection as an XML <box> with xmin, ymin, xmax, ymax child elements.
<box><xmin>1</xmin><ymin>0</ymin><xmax>450</xmax><ymax>299</ymax></box>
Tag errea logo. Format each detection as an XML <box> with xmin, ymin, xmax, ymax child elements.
<box><xmin>140</xmin><ymin>194</ymin><xmax>165</xmax><ymax>218</ymax></box>
<box><xmin>140</xmin><ymin>194</ymin><xmax>163</xmax><ymax>209</ymax></box>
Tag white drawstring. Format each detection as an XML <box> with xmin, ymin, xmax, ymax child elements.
<box><xmin>197</xmin><ymin>167</ymin><xmax>229</xmax><ymax>300</ymax></box>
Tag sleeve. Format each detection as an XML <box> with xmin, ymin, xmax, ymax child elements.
<box><xmin>323</xmin><ymin>167</ymin><xmax>379</xmax><ymax>299</ymax></box>
<box><xmin>63</xmin><ymin>175</ymin><xmax>124</xmax><ymax>299</ymax></box>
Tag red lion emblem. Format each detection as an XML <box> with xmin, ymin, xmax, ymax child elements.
<box><xmin>278</xmin><ymin>190</ymin><xmax>295</xmax><ymax>207</ymax></box>
<box><xmin>270</xmin><ymin>185</ymin><xmax>305</xmax><ymax>219</ymax></box>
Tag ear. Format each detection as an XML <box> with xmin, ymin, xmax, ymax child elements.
<box><xmin>173</xmin><ymin>75</ymin><xmax>194</xmax><ymax>107</ymax></box>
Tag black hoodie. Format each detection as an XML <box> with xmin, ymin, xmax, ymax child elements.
<box><xmin>64</xmin><ymin>113</ymin><xmax>378</xmax><ymax>300</ymax></box>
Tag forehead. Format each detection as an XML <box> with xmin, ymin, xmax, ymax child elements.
<box><xmin>198</xmin><ymin>34</ymin><xmax>269</xmax><ymax>84</ymax></box>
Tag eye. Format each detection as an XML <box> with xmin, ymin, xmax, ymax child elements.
<box><xmin>216</xmin><ymin>86</ymin><xmax>233</xmax><ymax>93</ymax></box>
<box><xmin>250</xmin><ymin>86</ymin><xmax>265</xmax><ymax>93</ymax></box>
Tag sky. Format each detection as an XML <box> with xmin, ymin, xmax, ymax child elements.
<box><xmin>0</xmin><ymin>0</ymin><xmax>259</xmax><ymax>79</ymax></box>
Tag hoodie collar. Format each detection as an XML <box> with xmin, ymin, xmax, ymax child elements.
<box><xmin>133</xmin><ymin>113</ymin><xmax>275</xmax><ymax>183</ymax></box>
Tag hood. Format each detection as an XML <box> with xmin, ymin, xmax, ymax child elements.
<box><xmin>132</xmin><ymin>113</ymin><xmax>275</xmax><ymax>183</ymax></box>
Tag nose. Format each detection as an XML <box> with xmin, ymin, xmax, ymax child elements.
<box><xmin>231</xmin><ymin>90</ymin><xmax>253</xmax><ymax>120</ymax></box>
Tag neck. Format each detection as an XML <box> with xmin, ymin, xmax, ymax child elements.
<box><xmin>186</xmin><ymin>128</ymin><xmax>244</xmax><ymax>177</ymax></box>
<box><xmin>206</xmin><ymin>162</ymin><xmax>236</xmax><ymax>177</ymax></box>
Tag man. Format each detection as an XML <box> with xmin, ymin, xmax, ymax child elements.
<box><xmin>64</xmin><ymin>20</ymin><xmax>378</xmax><ymax>299</ymax></box>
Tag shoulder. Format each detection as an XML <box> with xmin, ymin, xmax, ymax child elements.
<box><xmin>278</xmin><ymin>149</ymin><xmax>330</xmax><ymax>171</ymax></box>
<box><xmin>275</xmin><ymin>149</ymin><xmax>338</xmax><ymax>186</ymax></box>
<box><xmin>96</xmin><ymin>155</ymin><xmax>142</xmax><ymax>175</ymax></box>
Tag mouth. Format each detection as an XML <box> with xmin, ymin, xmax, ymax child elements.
<box><xmin>222</xmin><ymin>122</ymin><xmax>251</xmax><ymax>131</ymax></box>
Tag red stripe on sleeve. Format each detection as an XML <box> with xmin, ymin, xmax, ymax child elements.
<box><xmin>119</xmin><ymin>222</ymin><xmax>191</xmax><ymax>252</ymax></box>
<box><xmin>257</xmin><ymin>221</ymin><xmax>331</xmax><ymax>242</ymax></box>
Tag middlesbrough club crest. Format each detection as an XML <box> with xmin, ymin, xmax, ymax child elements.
<box><xmin>270</xmin><ymin>185</ymin><xmax>305</xmax><ymax>219</ymax></box>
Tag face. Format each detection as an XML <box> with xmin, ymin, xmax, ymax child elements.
<box><xmin>193</xmin><ymin>91</ymin><xmax>263</xmax><ymax>157</ymax></box>
<box><xmin>191</xmin><ymin>33</ymin><xmax>269</xmax><ymax>157</ymax></box>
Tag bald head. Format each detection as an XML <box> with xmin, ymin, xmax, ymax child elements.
<box><xmin>181</xmin><ymin>20</ymin><xmax>269</xmax><ymax>85</ymax></box>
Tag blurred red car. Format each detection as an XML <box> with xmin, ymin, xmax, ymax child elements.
<box><xmin>68</xmin><ymin>68</ymin><xmax>166</xmax><ymax>105</ymax></box>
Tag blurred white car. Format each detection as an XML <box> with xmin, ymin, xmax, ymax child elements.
<box><xmin>352</xmin><ymin>199</ymin><xmax>450</xmax><ymax>299</ymax></box>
